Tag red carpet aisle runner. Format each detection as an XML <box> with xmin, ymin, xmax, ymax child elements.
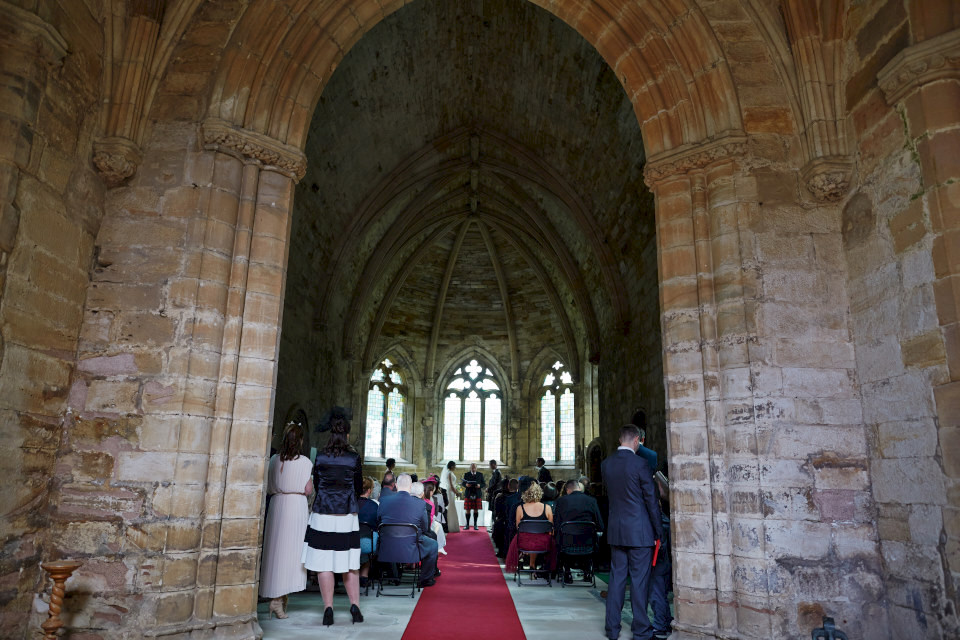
<box><xmin>401</xmin><ymin>529</ymin><xmax>526</xmax><ymax>640</ymax></box>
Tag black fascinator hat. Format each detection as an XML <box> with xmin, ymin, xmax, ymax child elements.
<box><xmin>316</xmin><ymin>406</ymin><xmax>353</xmax><ymax>432</ymax></box>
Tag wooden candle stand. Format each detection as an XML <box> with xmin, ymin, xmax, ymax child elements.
<box><xmin>40</xmin><ymin>560</ymin><xmax>82</xmax><ymax>640</ymax></box>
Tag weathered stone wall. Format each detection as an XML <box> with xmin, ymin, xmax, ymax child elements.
<box><xmin>597</xmin><ymin>188</ymin><xmax>666</xmax><ymax>462</ymax></box>
<box><xmin>843</xmin><ymin>1</ymin><xmax>960</xmax><ymax>636</ymax></box>
<box><xmin>0</xmin><ymin>2</ymin><xmax>104</xmax><ymax>634</ymax></box>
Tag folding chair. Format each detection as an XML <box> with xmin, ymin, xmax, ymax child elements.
<box><xmin>358</xmin><ymin>522</ymin><xmax>375</xmax><ymax>596</ymax></box>
<box><xmin>515</xmin><ymin>518</ymin><xmax>554</xmax><ymax>587</ymax></box>
<box><xmin>375</xmin><ymin>523</ymin><xmax>422</xmax><ymax>598</ymax></box>
<box><xmin>557</xmin><ymin>520</ymin><xmax>598</xmax><ymax>588</ymax></box>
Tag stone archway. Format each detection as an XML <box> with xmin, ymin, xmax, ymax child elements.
<box><xmin>18</xmin><ymin>1</ymin><xmax>944</xmax><ymax>640</ymax></box>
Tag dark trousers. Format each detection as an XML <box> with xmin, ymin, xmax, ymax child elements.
<box><xmin>418</xmin><ymin>536</ymin><xmax>438</xmax><ymax>581</ymax></box>
<box><xmin>648</xmin><ymin>553</ymin><xmax>672</xmax><ymax>633</ymax></box>
<box><xmin>605</xmin><ymin>545</ymin><xmax>654</xmax><ymax>640</ymax></box>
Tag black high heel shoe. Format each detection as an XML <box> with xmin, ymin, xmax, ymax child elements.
<box><xmin>350</xmin><ymin>604</ymin><xmax>363</xmax><ymax>624</ymax></box>
<box><xmin>322</xmin><ymin>607</ymin><xmax>334</xmax><ymax>626</ymax></box>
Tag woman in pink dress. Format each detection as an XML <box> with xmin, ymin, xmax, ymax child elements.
<box><xmin>260</xmin><ymin>424</ymin><xmax>313</xmax><ymax>618</ymax></box>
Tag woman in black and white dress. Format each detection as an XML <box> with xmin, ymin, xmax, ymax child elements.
<box><xmin>302</xmin><ymin>407</ymin><xmax>364</xmax><ymax>626</ymax></box>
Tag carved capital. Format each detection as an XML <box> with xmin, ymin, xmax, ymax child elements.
<box><xmin>200</xmin><ymin>119</ymin><xmax>307</xmax><ymax>182</ymax></box>
<box><xmin>800</xmin><ymin>155</ymin><xmax>854</xmax><ymax>202</ymax></box>
<box><xmin>643</xmin><ymin>132</ymin><xmax>748</xmax><ymax>186</ymax></box>
<box><xmin>92</xmin><ymin>137</ymin><xmax>142</xmax><ymax>187</ymax></box>
<box><xmin>878</xmin><ymin>29</ymin><xmax>960</xmax><ymax>105</ymax></box>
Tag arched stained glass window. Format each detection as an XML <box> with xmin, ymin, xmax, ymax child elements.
<box><xmin>365</xmin><ymin>358</ymin><xmax>405</xmax><ymax>459</ymax></box>
<box><xmin>442</xmin><ymin>359</ymin><xmax>502</xmax><ymax>462</ymax></box>
<box><xmin>541</xmin><ymin>360</ymin><xmax>575</xmax><ymax>462</ymax></box>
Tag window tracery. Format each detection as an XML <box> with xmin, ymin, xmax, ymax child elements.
<box><xmin>365</xmin><ymin>358</ymin><xmax>405</xmax><ymax>459</ymax></box>
<box><xmin>541</xmin><ymin>360</ymin><xmax>574</xmax><ymax>462</ymax></box>
<box><xmin>442</xmin><ymin>358</ymin><xmax>502</xmax><ymax>462</ymax></box>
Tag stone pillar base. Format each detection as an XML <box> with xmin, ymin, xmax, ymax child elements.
<box><xmin>145</xmin><ymin>619</ymin><xmax>262</xmax><ymax>640</ymax></box>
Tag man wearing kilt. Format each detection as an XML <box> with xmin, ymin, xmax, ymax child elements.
<box><xmin>461</xmin><ymin>463</ymin><xmax>485</xmax><ymax>530</ymax></box>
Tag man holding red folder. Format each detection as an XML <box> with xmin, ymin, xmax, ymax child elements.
<box><xmin>601</xmin><ymin>424</ymin><xmax>664</xmax><ymax>640</ymax></box>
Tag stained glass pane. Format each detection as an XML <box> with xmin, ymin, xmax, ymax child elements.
<box><xmin>365</xmin><ymin>388</ymin><xmax>384</xmax><ymax>456</ymax></box>
<box><xmin>541</xmin><ymin>390</ymin><xmax>555</xmax><ymax>461</ymax></box>
<box><xmin>371</xmin><ymin>368</ymin><xmax>385</xmax><ymax>382</ymax></box>
<box><xmin>389</xmin><ymin>371</ymin><xmax>402</xmax><ymax>385</ymax></box>
<box><xmin>559</xmin><ymin>389</ymin><xmax>575</xmax><ymax>461</ymax></box>
<box><xmin>478</xmin><ymin>378</ymin><xmax>499</xmax><ymax>391</ymax></box>
<box><xmin>543</xmin><ymin>372</ymin><xmax>555</xmax><ymax>386</ymax></box>
<box><xmin>484</xmin><ymin>394</ymin><xmax>501</xmax><ymax>462</ymax></box>
<box><xmin>443</xmin><ymin>394</ymin><xmax>461</xmax><ymax>461</ymax></box>
<box><xmin>447</xmin><ymin>378</ymin><xmax>468</xmax><ymax>391</ymax></box>
<box><xmin>485</xmin><ymin>368</ymin><xmax>493</xmax><ymax>376</ymax></box>
<box><xmin>560</xmin><ymin>371</ymin><xmax>573</xmax><ymax>385</ymax></box>
<box><xmin>385</xmin><ymin>389</ymin><xmax>403</xmax><ymax>459</ymax></box>
<box><xmin>463</xmin><ymin>391</ymin><xmax>482</xmax><ymax>460</ymax></box>
<box><xmin>383</xmin><ymin>358</ymin><xmax>393</xmax><ymax>368</ymax></box>
<box><xmin>552</xmin><ymin>360</ymin><xmax>563</xmax><ymax>370</ymax></box>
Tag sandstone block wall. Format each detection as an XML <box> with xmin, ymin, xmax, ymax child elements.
<box><xmin>0</xmin><ymin>2</ymin><xmax>957</xmax><ymax>640</ymax></box>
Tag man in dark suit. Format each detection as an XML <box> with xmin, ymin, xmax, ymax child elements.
<box><xmin>377</xmin><ymin>473</ymin><xmax>439</xmax><ymax>587</ymax></box>
<box><xmin>554</xmin><ymin>479</ymin><xmax>605</xmax><ymax>583</ymax></box>
<box><xmin>601</xmin><ymin>425</ymin><xmax>663</xmax><ymax>640</ymax></box>
<box><xmin>535</xmin><ymin>457</ymin><xmax>552</xmax><ymax>483</ymax></box>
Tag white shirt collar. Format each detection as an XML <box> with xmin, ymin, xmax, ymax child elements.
<box><xmin>618</xmin><ymin>445</ymin><xmax>634</xmax><ymax>452</ymax></box>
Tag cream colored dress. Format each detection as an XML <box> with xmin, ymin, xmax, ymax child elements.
<box><xmin>260</xmin><ymin>454</ymin><xmax>312</xmax><ymax>598</ymax></box>
<box><xmin>440</xmin><ymin>467</ymin><xmax>460</xmax><ymax>533</ymax></box>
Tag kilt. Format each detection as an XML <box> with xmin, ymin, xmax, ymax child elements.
<box><xmin>463</xmin><ymin>497</ymin><xmax>483</xmax><ymax>511</ymax></box>
<box><xmin>302</xmin><ymin>513</ymin><xmax>361</xmax><ymax>573</ymax></box>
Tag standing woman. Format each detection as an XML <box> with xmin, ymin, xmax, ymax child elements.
<box><xmin>439</xmin><ymin>461</ymin><xmax>461</xmax><ymax>533</ymax></box>
<box><xmin>260</xmin><ymin>423</ymin><xmax>313</xmax><ymax>619</ymax></box>
<box><xmin>461</xmin><ymin>463</ymin><xmax>485</xmax><ymax>530</ymax></box>
<box><xmin>302</xmin><ymin>407</ymin><xmax>364</xmax><ymax>626</ymax></box>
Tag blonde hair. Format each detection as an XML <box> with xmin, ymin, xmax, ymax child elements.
<box><xmin>521</xmin><ymin>482</ymin><xmax>543</xmax><ymax>504</ymax></box>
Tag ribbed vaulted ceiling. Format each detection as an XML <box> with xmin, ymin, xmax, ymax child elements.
<box><xmin>280</xmin><ymin>0</ymin><xmax>652</xmax><ymax>396</ymax></box>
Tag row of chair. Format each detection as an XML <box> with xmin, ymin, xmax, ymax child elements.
<box><xmin>361</xmin><ymin>519</ymin><xmax>599</xmax><ymax>596</ymax></box>
<box><xmin>360</xmin><ymin>522</ymin><xmax>423</xmax><ymax>598</ymax></box>
<box><xmin>514</xmin><ymin>519</ymin><xmax>598</xmax><ymax>589</ymax></box>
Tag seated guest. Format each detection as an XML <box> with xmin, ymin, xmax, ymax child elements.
<box><xmin>425</xmin><ymin>474</ymin><xmax>448</xmax><ymax>532</ymax></box>
<box><xmin>505</xmin><ymin>482</ymin><xmax>556</xmax><ymax>577</ymax></box>
<box><xmin>377</xmin><ymin>473</ymin><xmax>440</xmax><ymax>587</ymax></box>
<box><xmin>420</xmin><ymin>480</ymin><xmax>447</xmax><ymax>555</ymax></box>
<box><xmin>385</xmin><ymin>458</ymin><xmax>396</xmax><ymax>476</ymax></box>
<box><xmin>369</xmin><ymin>476</ymin><xmax>382</xmax><ymax>502</ymax></box>
<box><xmin>542</xmin><ymin>484</ymin><xmax>558</xmax><ymax>509</ymax></box>
<box><xmin>554</xmin><ymin>480</ymin><xmax>604</xmax><ymax>583</ymax></box>
<box><xmin>380</xmin><ymin>472</ymin><xmax>398</xmax><ymax>503</ymax></box>
<box><xmin>503</xmin><ymin>476</ymin><xmax>534</xmax><ymax>552</ymax></box>
<box><xmin>492</xmin><ymin>478</ymin><xmax>516</xmax><ymax>557</ymax></box>
<box><xmin>357</xmin><ymin>477</ymin><xmax>380</xmax><ymax>588</ymax></box>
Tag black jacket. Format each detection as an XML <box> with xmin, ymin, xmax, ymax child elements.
<box><xmin>311</xmin><ymin>450</ymin><xmax>362</xmax><ymax>515</ymax></box>
<box><xmin>537</xmin><ymin>466</ymin><xmax>552</xmax><ymax>483</ymax></box>
<box><xmin>554</xmin><ymin>491</ymin><xmax>605</xmax><ymax>532</ymax></box>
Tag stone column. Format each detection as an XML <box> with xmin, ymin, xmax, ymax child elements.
<box><xmin>647</xmin><ymin>134</ymin><xmax>884</xmax><ymax>639</ymax></box>
<box><xmin>64</xmin><ymin>118</ymin><xmax>303</xmax><ymax>640</ymax></box>
<box><xmin>878</xmin><ymin>26</ymin><xmax>960</xmax><ymax>633</ymax></box>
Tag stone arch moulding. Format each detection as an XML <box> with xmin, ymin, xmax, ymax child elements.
<box><xmin>206</xmin><ymin>0</ymin><xmax>743</xmax><ymax>165</ymax></box>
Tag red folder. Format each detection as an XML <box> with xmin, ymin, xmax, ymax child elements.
<box><xmin>652</xmin><ymin>539</ymin><xmax>661</xmax><ymax>566</ymax></box>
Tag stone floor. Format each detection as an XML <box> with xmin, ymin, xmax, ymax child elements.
<box><xmin>258</xmin><ymin>532</ymin><xmax>647</xmax><ymax>639</ymax></box>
